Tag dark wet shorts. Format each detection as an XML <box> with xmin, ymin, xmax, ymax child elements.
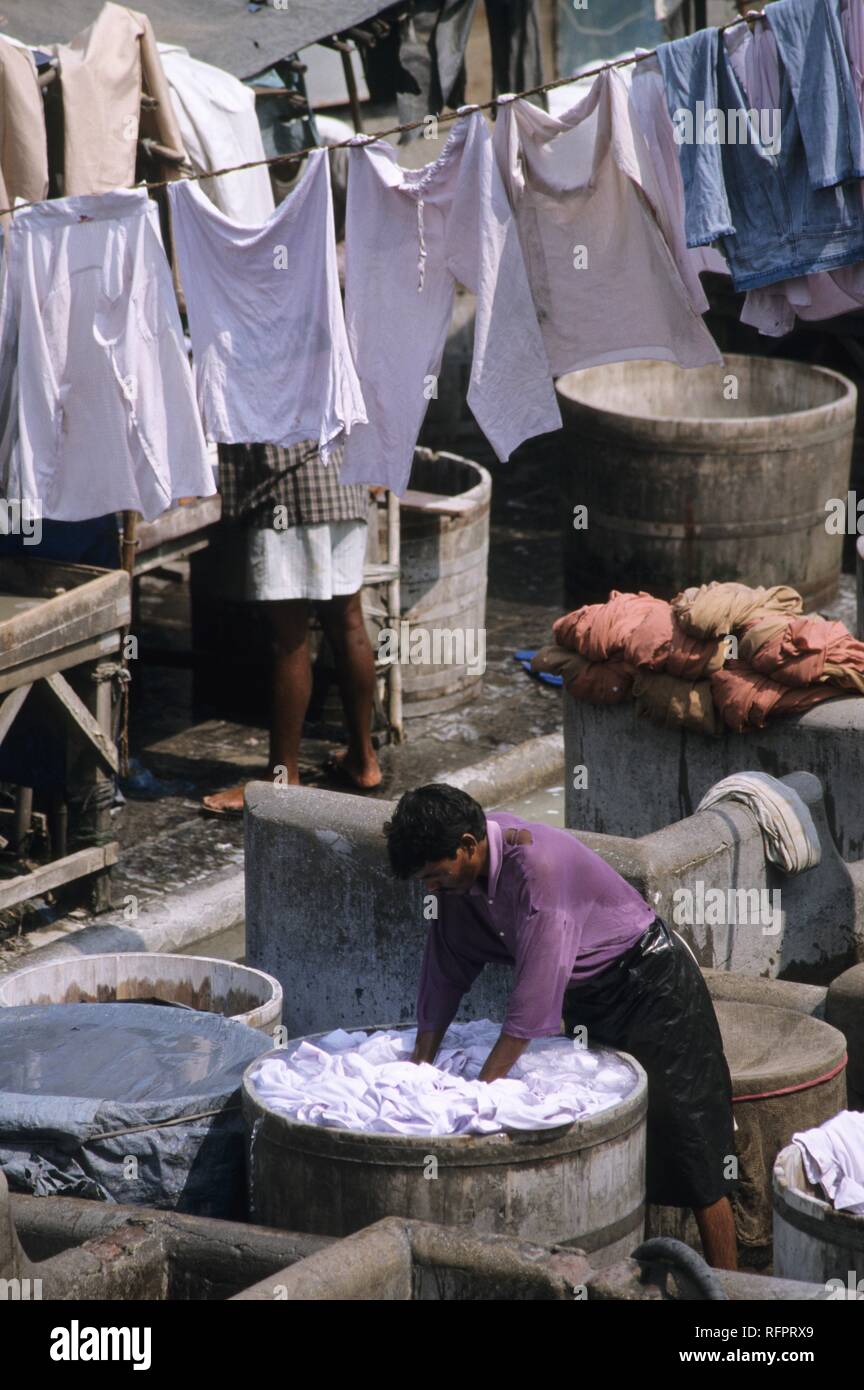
<box><xmin>563</xmin><ymin>918</ymin><xmax>735</xmax><ymax>1210</ymax></box>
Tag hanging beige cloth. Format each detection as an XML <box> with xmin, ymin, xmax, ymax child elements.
<box><xmin>52</xmin><ymin>2</ymin><xmax>184</xmax><ymax>196</ymax></box>
<box><xmin>0</xmin><ymin>37</ymin><xmax>49</xmax><ymax>226</ymax></box>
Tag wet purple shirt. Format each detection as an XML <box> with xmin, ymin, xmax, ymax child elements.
<box><xmin>417</xmin><ymin>812</ymin><xmax>655</xmax><ymax>1040</ymax></box>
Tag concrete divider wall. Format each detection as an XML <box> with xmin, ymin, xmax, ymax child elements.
<box><xmin>244</xmin><ymin>784</ymin><xmax>512</xmax><ymax>1038</ymax></box>
<box><xmin>575</xmin><ymin>771</ymin><xmax>864</xmax><ymax>980</ymax></box>
<box><xmin>245</xmin><ymin>774</ymin><xmax>864</xmax><ymax>1038</ymax></box>
<box><xmin>564</xmin><ymin>694</ymin><xmax>864</xmax><ymax>862</ymax></box>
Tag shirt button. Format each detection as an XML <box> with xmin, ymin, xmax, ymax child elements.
<box><xmin>499</xmin><ymin>931</ymin><xmax>504</xmax><ymax>937</ymax></box>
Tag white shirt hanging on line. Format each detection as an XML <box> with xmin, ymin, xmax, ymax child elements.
<box><xmin>157</xmin><ymin>43</ymin><xmax>275</xmax><ymax>225</ymax></box>
<box><xmin>492</xmin><ymin>71</ymin><xmax>723</xmax><ymax>376</ymax></box>
<box><xmin>340</xmin><ymin>109</ymin><xmax>562</xmax><ymax>496</ymax></box>
<box><xmin>0</xmin><ymin>187</ymin><xmax>214</xmax><ymax>523</ymax></box>
<box><xmin>168</xmin><ymin>151</ymin><xmax>366</xmax><ymax>458</ymax></box>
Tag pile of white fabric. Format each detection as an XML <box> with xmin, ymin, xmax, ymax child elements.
<box><xmin>248</xmin><ymin>1020</ymin><xmax>638</xmax><ymax>1137</ymax></box>
<box><xmin>793</xmin><ymin>1110</ymin><xmax>864</xmax><ymax>1214</ymax></box>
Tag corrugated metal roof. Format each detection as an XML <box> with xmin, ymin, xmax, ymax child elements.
<box><xmin>0</xmin><ymin>1</ymin><xmax>389</xmax><ymax>79</ymax></box>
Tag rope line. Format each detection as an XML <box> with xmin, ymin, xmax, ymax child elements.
<box><xmin>0</xmin><ymin>12</ymin><xmax>757</xmax><ymax>219</ymax></box>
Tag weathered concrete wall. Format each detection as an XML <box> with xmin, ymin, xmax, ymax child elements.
<box><xmin>245</xmin><ymin>773</ymin><xmax>863</xmax><ymax>1039</ymax></box>
<box><xmin>564</xmin><ymin>693</ymin><xmax>864</xmax><ymax>861</ymax></box>
<box><xmin>244</xmin><ymin>784</ymin><xmax>512</xmax><ymax>1037</ymax></box>
<box><xmin>575</xmin><ymin>772</ymin><xmax>863</xmax><ymax>981</ymax></box>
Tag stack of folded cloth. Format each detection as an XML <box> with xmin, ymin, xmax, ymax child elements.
<box><xmin>533</xmin><ymin>582</ymin><xmax>864</xmax><ymax>735</ymax></box>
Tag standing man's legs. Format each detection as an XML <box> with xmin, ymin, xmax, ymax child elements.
<box><xmin>563</xmin><ymin>923</ymin><xmax>738</xmax><ymax>1271</ymax></box>
<box><xmin>268</xmin><ymin>598</ymin><xmax>314</xmax><ymax>784</ymax></box>
<box><xmin>202</xmin><ymin>598</ymin><xmax>312</xmax><ymax>811</ymax></box>
<box><xmin>317</xmin><ymin>590</ymin><xmax>381</xmax><ymax>789</ymax></box>
<box><xmin>694</xmin><ymin>1196</ymin><xmax>738</xmax><ymax>1271</ymax></box>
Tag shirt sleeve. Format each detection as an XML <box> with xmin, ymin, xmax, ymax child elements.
<box><xmin>503</xmin><ymin>908</ymin><xmax>582</xmax><ymax>1040</ymax></box>
<box><xmin>416</xmin><ymin>913</ymin><xmax>485</xmax><ymax>1034</ymax></box>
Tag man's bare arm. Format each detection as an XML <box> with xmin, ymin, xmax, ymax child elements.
<box><xmin>412</xmin><ymin>1028</ymin><xmax>447</xmax><ymax>1065</ymax></box>
<box><xmin>478</xmin><ymin>1030</ymin><xmax>530</xmax><ymax>1082</ymax></box>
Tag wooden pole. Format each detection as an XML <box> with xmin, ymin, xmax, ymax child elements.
<box><xmin>340</xmin><ymin>46</ymin><xmax>364</xmax><ymax>134</ymax></box>
<box><xmin>386</xmin><ymin>490</ymin><xmax>403</xmax><ymax>744</ymax></box>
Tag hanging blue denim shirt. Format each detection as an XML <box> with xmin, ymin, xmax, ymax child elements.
<box><xmin>658</xmin><ymin>6</ymin><xmax>864</xmax><ymax>291</ymax></box>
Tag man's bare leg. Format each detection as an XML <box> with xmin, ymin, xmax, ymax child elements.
<box><xmin>694</xmin><ymin>1195</ymin><xmax>738</xmax><ymax>1271</ymax></box>
<box><xmin>202</xmin><ymin>599</ymin><xmax>311</xmax><ymax>813</ymax></box>
<box><xmin>317</xmin><ymin>590</ymin><xmax>381</xmax><ymax>789</ymax></box>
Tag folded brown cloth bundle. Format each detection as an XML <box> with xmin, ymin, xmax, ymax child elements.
<box><xmin>552</xmin><ymin>590</ymin><xmax>659</xmax><ymax>662</ymax></box>
<box><xmin>531</xmin><ymin>645</ymin><xmax>634</xmax><ymax>704</ymax></box>
<box><xmin>632</xmin><ymin>671</ymin><xmax>721</xmax><ymax>736</ymax></box>
<box><xmin>671</xmin><ymin>581</ymin><xmax>802</xmax><ymax>641</ymax></box>
<box><xmin>553</xmin><ymin>591</ymin><xmax>724</xmax><ymax>677</ymax></box>
<box><xmin>543</xmin><ymin>582</ymin><xmax>860</xmax><ymax>737</ymax></box>
<box><xmin>738</xmin><ymin>614</ymin><xmax>864</xmax><ymax>693</ymax></box>
<box><xmin>710</xmin><ymin>661</ymin><xmax>841</xmax><ymax>732</ymax></box>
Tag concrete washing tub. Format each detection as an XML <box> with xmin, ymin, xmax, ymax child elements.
<box><xmin>242</xmin><ymin>1027</ymin><xmax>648</xmax><ymax>1267</ymax></box>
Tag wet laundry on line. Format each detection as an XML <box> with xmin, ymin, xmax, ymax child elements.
<box><xmin>339</xmin><ymin>109</ymin><xmax>562</xmax><ymax>496</ymax></box>
<box><xmin>492</xmin><ymin>71</ymin><xmax>721</xmax><ymax>374</ymax></box>
<box><xmin>168</xmin><ymin>150</ymin><xmax>366</xmax><ymax>458</ymax></box>
<box><xmin>0</xmin><ymin>187</ymin><xmax>214</xmax><ymax>522</ymax></box>
<box><xmin>249</xmin><ymin>1019</ymin><xmax>638</xmax><ymax>1137</ymax></box>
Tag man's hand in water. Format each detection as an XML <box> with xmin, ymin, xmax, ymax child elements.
<box><xmin>411</xmin><ymin>1029</ymin><xmax>446</xmax><ymax>1065</ymax></box>
<box><xmin>478</xmin><ymin>1031</ymin><xmax>530</xmax><ymax>1083</ymax></box>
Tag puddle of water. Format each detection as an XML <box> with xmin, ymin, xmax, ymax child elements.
<box><xmin>494</xmin><ymin>783</ymin><xmax>566</xmax><ymax>826</ymax></box>
<box><xmin>179</xmin><ymin>923</ymin><xmax>246</xmax><ymax>964</ymax></box>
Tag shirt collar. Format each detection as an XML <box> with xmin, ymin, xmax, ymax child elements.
<box><xmin>472</xmin><ymin>817</ymin><xmax>503</xmax><ymax>904</ymax></box>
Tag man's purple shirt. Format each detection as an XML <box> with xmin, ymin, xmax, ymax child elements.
<box><xmin>416</xmin><ymin>812</ymin><xmax>656</xmax><ymax>1040</ymax></box>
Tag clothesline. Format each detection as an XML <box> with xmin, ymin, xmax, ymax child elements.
<box><xmin>0</xmin><ymin>10</ymin><xmax>757</xmax><ymax>220</ymax></box>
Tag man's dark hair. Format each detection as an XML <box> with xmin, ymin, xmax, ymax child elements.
<box><xmin>384</xmin><ymin>784</ymin><xmax>487</xmax><ymax>879</ymax></box>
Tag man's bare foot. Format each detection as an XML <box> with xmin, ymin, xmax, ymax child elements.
<box><xmin>201</xmin><ymin>785</ymin><xmax>246</xmax><ymax>816</ymax></box>
<box><xmin>324</xmin><ymin>749</ymin><xmax>382</xmax><ymax>791</ymax></box>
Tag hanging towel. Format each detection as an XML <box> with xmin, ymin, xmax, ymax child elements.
<box><xmin>696</xmin><ymin>771</ymin><xmax>821</xmax><ymax>873</ymax></box>
<box><xmin>168</xmin><ymin>151</ymin><xmax>366</xmax><ymax>458</ymax></box>
<box><xmin>793</xmin><ymin>1110</ymin><xmax>864</xmax><ymax>1214</ymax></box>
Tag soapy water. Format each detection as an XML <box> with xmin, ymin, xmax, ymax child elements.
<box><xmin>249</xmin><ymin>1018</ymin><xmax>639</xmax><ymax>1137</ymax></box>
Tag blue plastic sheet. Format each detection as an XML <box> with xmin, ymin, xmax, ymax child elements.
<box><xmin>0</xmin><ymin>1003</ymin><xmax>269</xmax><ymax>1216</ymax></box>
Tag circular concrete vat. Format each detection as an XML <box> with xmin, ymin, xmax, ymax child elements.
<box><xmin>649</xmin><ymin>1000</ymin><xmax>847</xmax><ymax>1263</ymax></box>
<box><xmin>0</xmin><ymin>954</ymin><xmax>283</xmax><ymax>1036</ymax></box>
<box><xmin>243</xmin><ymin>1027</ymin><xmax>648</xmax><ymax>1267</ymax></box>
<box><xmin>773</xmin><ymin>1142</ymin><xmax>864</xmax><ymax>1287</ymax></box>
<box><xmin>827</xmin><ymin>963</ymin><xmax>864</xmax><ymax>1110</ymax></box>
<box><xmin>557</xmin><ymin>354</ymin><xmax>856</xmax><ymax>605</ymax></box>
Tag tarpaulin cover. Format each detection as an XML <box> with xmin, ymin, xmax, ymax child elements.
<box><xmin>0</xmin><ymin>1</ymin><xmax>388</xmax><ymax>78</ymax></box>
<box><xmin>0</xmin><ymin>1003</ymin><xmax>269</xmax><ymax>1216</ymax></box>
